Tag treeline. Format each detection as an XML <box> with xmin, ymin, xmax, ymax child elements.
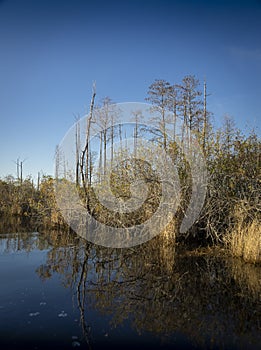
<box><xmin>1</xmin><ymin>76</ymin><xmax>260</xmax><ymax>262</ymax></box>
<box><xmin>0</xmin><ymin>175</ymin><xmax>62</xmax><ymax>227</ymax></box>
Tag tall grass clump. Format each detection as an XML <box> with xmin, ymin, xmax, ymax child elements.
<box><xmin>225</xmin><ymin>204</ymin><xmax>261</xmax><ymax>264</ymax></box>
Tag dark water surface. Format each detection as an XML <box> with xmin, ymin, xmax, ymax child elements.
<box><xmin>0</xmin><ymin>228</ymin><xmax>260</xmax><ymax>349</ymax></box>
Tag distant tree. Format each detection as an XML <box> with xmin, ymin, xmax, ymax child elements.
<box><xmin>167</xmin><ymin>84</ymin><xmax>179</xmax><ymax>143</ymax></box>
<box><xmin>131</xmin><ymin>109</ymin><xmax>144</xmax><ymax>159</ymax></box>
<box><xmin>221</xmin><ymin>115</ymin><xmax>237</xmax><ymax>156</ymax></box>
<box><xmin>95</xmin><ymin>96</ymin><xmax>113</xmax><ymax>176</ymax></box>
<box><xmin>177</xmin><ymin>75</ymin><xmax>202</xmax><ymax>137</ymax></box>
<box><xmin>146</xmin><ymin>79</ymin><xmax>172</xmax><ymax>150</ymax></box>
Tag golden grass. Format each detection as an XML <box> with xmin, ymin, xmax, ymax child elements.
<box><xmin>225</xmin><ymin>219</ymin><xmax>261</xmax><ymax>264</ymax></box>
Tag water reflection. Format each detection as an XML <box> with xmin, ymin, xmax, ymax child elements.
<box><xmin>0</xmin><ymin>228</ymin><xmax>260</xmax><ymax>349</ymax></box>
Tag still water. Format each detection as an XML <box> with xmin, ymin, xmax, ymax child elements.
<box><xmin>0</xmin><ymin>228</ymin><xmax>260</xmax><ymax>349</ymax></box>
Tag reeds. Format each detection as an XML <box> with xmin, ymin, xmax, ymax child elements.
<box><xmin>225</xmin><ymin>217</ymin><xmax>260</xmax><ymax>264</ymax></box>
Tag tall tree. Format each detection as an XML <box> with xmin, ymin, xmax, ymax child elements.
<box><xmin>131</xmin><ymin>109</ymin><xmax>143</xmax><ymax>159</ymax></box>
<box><xmin>201</xmin><ymin>79</ymin><xmax>212</xmax><ymax>156</ymax></box>
<box><xmin>146</xmin><ymin>79</ymin><xmax>172</xmax><ymax>150</ymax></box>
<box><xmin>80</xmin><ymin>83</ymin><xmax>96</xmax><ymax>199</ymax></box>
<box><xmin>178</xmin><ymin>75</ymin><xmax>202</xmax><ymax>132</ymax></box>
<box><xmin>167</xmin><ymin>84</ymin><xmax>179</xmax><ymax>143</ymax></box>
<box><xmin>74</xmin><ymin>115</ymin><xmax>81</xmax><ymax>187</ymax></box>
<box><xmin>96</xmin><ymin>97</ymin><xmax>113</xmax><ymax>176</ymax></box>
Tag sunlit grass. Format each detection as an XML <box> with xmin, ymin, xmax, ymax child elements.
<box><xmin>225</xmin><ymin>219</ymin><xmax>261</xmax><ymax>264</ymax></box>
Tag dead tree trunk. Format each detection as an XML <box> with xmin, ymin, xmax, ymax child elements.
<box><xmin>202</xmin><ymin>79</ymin><xmax>207</xmax><ymax>156</ymax></box>
<box><xmin>80</xmin><ymin>84</ymin><xmax>96</xmax><ymax>209</ymax></box>
<box><xmin>75</xmin><ymin>117</ymin><xmax>81</xmax><ymax>187</ymax></box>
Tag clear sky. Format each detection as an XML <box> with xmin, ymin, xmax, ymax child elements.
<box><xmin>0</xmin><ymin>0</ymin><xmax>260</xmax><ymax>180</ymax></box>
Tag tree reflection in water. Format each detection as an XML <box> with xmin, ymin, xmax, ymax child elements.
<box><xmin>33</xmin><ymin>229</ymin><xmax>261</xmax><ymax>349</ymax></box>
<box><xmin>2</xmin><ymin>228</ymin><xmax>260</xmax><ymax>349</ymax></box>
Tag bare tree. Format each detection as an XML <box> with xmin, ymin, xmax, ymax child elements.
<box><xmin>201</xmin><ymin>78</ymin><xmax>213</xmax><ymax>156</ymax></box>
<box><xmin>167</xmin><ymin>84</ymin><xmax>180</xmax><ymax>143</ymax></box>
<box><xmin>74</xmin><ymin>115</ymin><xmax>81</xmax><ymax>187</ymax></box>
<box><xmin>178</xmin><ymin>75</ymin><xmax>202</xmax><ymax>132</ymax></box>
<box><xmin>96</xmin><ymin>97</ymin><xmax>113</xmax><ymax>175</ymax></box>
<box><xmin>80</xmin><ymin>83</ymin><xmax>96</xmax><ymax>200</ymax></box>
<box><xmin>146</xmin><ymin>79</ymin><xmax>172</xmax><ymax>150</ymax></box>
<box><xmin>131</xmin><ymin>109</ymin><xmax>143</xmax><ymax>158</ymax></box>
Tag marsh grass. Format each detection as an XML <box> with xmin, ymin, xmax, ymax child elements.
<box><xmin>225</xmin><ymin>218</ymin><xmax>261</xmax><ymax>264</ymax></box>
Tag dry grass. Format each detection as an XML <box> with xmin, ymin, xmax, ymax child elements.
<box><xmin>225</xmin><ymin>219</ymin><xmax>261</xmax><ymax>264</ymax></box>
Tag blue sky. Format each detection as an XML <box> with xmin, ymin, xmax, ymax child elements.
<box><xmin>0</xmin><ymin>0</ymin><xmax>260</xmax><ymax>180</ymax></box>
